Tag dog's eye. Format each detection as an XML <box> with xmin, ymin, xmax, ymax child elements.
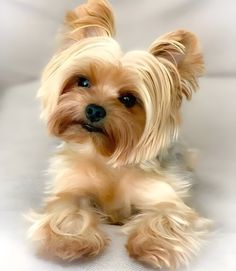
<box><xmin>118</xmin><ymin>93</ymin><xmax>137</xmax><ymax>108</ymax></box>
<box><xmin>77</xmin><ymin>76</ymin><xmax>91</xmax><ymax>88</ymax></box>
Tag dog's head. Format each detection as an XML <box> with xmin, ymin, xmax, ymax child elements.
<box><xmin>39</xmin><ymin>0</ymin><xmax>204</xmax><ymax>166</ymax></box>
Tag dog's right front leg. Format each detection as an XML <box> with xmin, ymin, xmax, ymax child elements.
<box><xmin>27</xmin><ymin>170</ymin><xmax>108</xmax><ymax>261</ymax></box>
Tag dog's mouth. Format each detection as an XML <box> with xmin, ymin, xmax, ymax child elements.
<box><xmin>70</xmin><ymin>120</ymin><xmax>105</xmax><ymax>134</ymax></box>
<box><xmin>82</xmin><ymin>123</ymin><xmax>104</xmax><ymax>133</ymax></box>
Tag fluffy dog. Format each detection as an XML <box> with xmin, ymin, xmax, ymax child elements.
<box><xmin>28</xmin><ymin>0</ymin><xmax>210</xmax><ymax>269</ymax></box>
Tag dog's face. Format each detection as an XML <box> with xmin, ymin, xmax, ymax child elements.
<box><xmin>46</xmin><ymin>42</ymin><xmax>146</xmax><ymax>161</ymax></box>
<box><xmin>39</xmin><ymin>0</ymin><xmax>204</xmax><ymax>166</ymax></box>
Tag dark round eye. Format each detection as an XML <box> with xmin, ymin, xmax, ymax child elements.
<box><xmin>118</xmin><ymin>93</ymin><xmax>137</xmax><ymax>108</ymax></box>
<box><xmin>77</xmin><ymin>76</ymin><xmax>91</xmax><ymax>88</ymax></box>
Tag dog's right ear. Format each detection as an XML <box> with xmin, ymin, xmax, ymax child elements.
<box><xmin>62</xmin><ymin>0</ymin><xmax>115</xmax><ymax>47</ymax></box>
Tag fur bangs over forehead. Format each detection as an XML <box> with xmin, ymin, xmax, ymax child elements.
<box><xmin>38</xmin><ymin>37</ymin><xmax>122</xmax><ymax>121</ymax></box>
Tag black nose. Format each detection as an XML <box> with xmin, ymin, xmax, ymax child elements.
<box><xmin>85</xmin><ymin>104</ymin><xmax>106</xmax><ymax>122</ymax></box>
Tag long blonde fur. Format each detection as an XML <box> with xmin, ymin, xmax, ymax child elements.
<box><xmin>28</xmin><ymin>0</ymin><xmax>210</xmax><ymax>269</ymax></box>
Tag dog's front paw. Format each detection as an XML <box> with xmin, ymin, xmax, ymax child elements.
<box><xmin>125</xmin><ymin>207</ymin><xmax>209</xmax><ymax>269</ymax></box>
<box><xmin>127</xmin><ymin>229</ymin><xmax>184</xmax><ymax>269</ymax></box>
<box><xmin>38</xmin><ymin>224</ymin><xmax>108</xmax><ymax>261</ymax></box>
<box><xmin>28</xmin><ymin>211</ymin><xmax>108</xmax><ymax>261</ymax></box>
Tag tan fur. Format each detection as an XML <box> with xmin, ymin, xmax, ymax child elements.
<box><xmin>28</xmin><ymin>195</ymin><xmax>108</xmax><ymax>260</ymax></box>
<box><xmin>28</xmin><ymin>0</ymin><xmax>210</xmax><ymax>269</ymax></box>
<box><xmin>126</xmin><ymin>202</ymin><xmax>208</xmax><ymax>269</ymax></box>
<box><xmin>61</xmin><ymin>0</ymin><xmax>115</xmax><ymax>48</ymax></box>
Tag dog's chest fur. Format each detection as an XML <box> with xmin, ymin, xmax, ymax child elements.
<box><xmin>51</xmin><ymin>142</ymin><xmax>150</xmax><ymax>224</ymax></box>
<box><xmin>51</xmin><ymin>141</ymin><xmax>191</xmax><ymax>224</ymax></box>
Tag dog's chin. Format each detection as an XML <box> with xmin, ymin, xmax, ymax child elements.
<box><xmin>68</xmin><ymin>120</ymin><xmax>115</xmax><ymax>157</ymax></box>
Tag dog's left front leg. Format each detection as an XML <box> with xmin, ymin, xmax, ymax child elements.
<box><xmin>125</xmin><ymin>176</ymin><xmax>209</xmax><ymax>269</ymax></box>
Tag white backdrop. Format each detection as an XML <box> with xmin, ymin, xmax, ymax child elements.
<box><xmin>0</xmin><ymin>1</ymin><xmax>236</xmax><ymax>271</ymax></box>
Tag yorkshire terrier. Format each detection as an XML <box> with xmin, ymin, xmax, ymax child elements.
<box><xmin>28</xmin><ymin>0</ymin><xmax>210</xmax><ymax>269</ymax></box>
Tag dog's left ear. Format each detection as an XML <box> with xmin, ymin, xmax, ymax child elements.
<box><xmin>149</xmin><ymin>30</ymin><xmax>204</xmax><ymax>101</ymax></box>
<box><xmin>62</xmin><ymin>0</ymin><xmax>115</xmax><ymax>46</ymax></box>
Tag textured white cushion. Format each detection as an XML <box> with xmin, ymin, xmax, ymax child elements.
<box><xmin>0</xmin><ymin>77</ymin><xmax>235</xmax><ymax>270</ymax></box>
<box><xmin>1</xmin><ymin>0</ymin><xmax>236</xmax><ymax>87</ymax></box>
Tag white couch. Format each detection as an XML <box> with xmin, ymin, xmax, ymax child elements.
<box><xmin>1</xmin><ymin>1</ymin><xmax>235</xmax><ymax>270</ymax></box>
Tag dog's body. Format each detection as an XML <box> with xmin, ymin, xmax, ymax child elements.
<box><xmin>28</xmin><ymin>0</ymin><xmax>210</xmax><ymax>269</ymax></box>
<box><xmin>45</xmin><ymin>141</ymin><xmax>193</xmax><ymax>224</ymax></box>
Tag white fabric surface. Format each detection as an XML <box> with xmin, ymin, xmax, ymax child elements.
<box><xmin>0</xmin><ymin>77</ymin><xmax>235</xmax><ymax>270</ymax></box>
<box><xmin>1</xmin><ymin>0</ymin><xmax>236</xmax><ymax>87</ymax></box>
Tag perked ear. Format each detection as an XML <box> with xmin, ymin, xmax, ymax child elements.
<box><xmin>63</xmin><ymin>0</ymin><xmax>115</xmax><ymax>44</ymax></box>
<box><xmin>149</xmin><ymin>30</ymin><xmax>204</xmax><ymax>101</ymax></box>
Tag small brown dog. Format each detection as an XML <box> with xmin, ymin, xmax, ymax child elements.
<box><xmin>28</xmin><ymin>0</ymin><xmax>210</xmax><ymax>269</ymax></box>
